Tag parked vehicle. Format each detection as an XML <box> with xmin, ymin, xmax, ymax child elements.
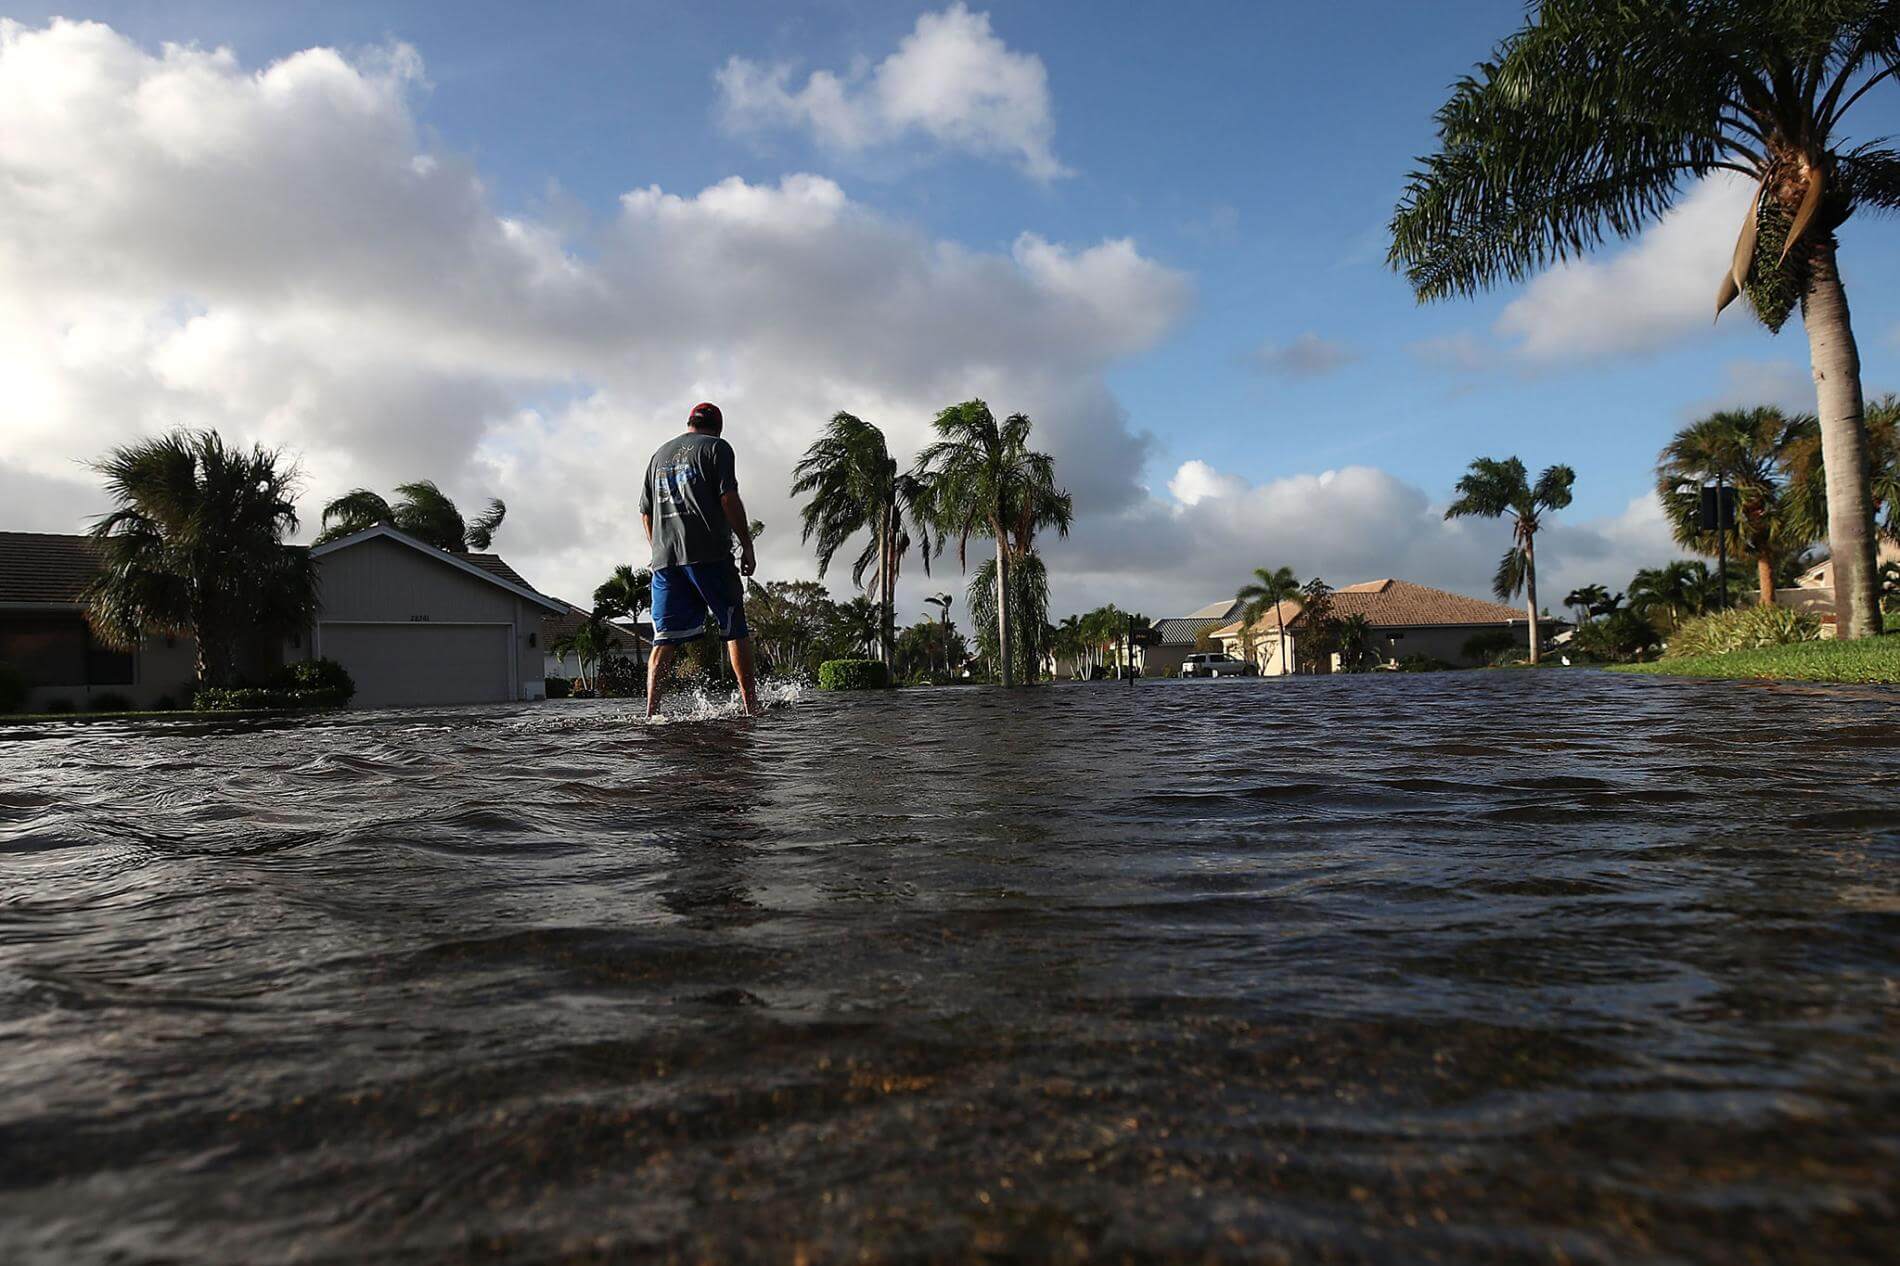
<box><xmin>1179</xmin><ymin>652</ymin><xmax>1255</xmax><ymax>678</ymax></box>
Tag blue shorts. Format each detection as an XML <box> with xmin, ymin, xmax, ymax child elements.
<box><xmin>651</xmin><ymin>563</ymin><xmax>749</xmax><ymax>643</ymax></box>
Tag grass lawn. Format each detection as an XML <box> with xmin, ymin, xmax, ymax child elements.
<box><xmin>1611</xmin><ymin>635</ymin><xmax>1900</xmax><ymax>685</ymax></box>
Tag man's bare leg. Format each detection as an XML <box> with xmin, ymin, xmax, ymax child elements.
<box><xmin>726</xmin><ymin>636</ymin><xmax>762</xmax><ymax>715</ymax></box>
<box><xmin>646</xmin><ymin>642</ymin><xmax>679</xmax><ymax>717</ymax></box>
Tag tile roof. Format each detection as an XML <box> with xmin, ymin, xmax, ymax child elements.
<box><xmin>1212</xmin><ymin>579</ymin><xmax>1529</xmax><ymax>637</ymax></box>
<box><xmin>0</xmin><ymin>532</ymin><xmax>100</xmax><ymax>605</ymax></box>
<box><xmin>1151</xmin><ymin>615</ymin><xmax>1232</xmax><ymax>646</ymax></box>
<box><xmin>464</xmin><ymin>553</ymin><xmax>535</xmax><ymax>590</ymax></box>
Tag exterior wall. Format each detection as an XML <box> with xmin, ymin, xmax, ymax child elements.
<box><xmin>1219</xmin><ymin>622</ymin><xmax>1530</xmax><ymax>672</ymax></box>
<box><xmin>1140</xmin><ymin>644</ymin><xmax>1195</xmax><ymax>678</ymax></box>
<box><xmin>3</xmin><ymin>607</ymin><xmax>199</xmax><ymax>711</ymax></box>
<box><xmin>1218</xmin><ymin>629</ymin><xmax>1293</xmax><ymax>676</ymax></box>
<box><xmin>299</xmin><ymin>539</ymin><xmax>550</xmax><ymax>705</ymax></box>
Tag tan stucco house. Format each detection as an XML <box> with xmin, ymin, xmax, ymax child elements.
<box><xmin>1210</xmin><ymin>578</ymin><xmax>1546</xmax><ymax>673</ymax></box>
<box><xmin>0</xmin><ymin>524</ymin><xmax>563</xmax><ymax>711</ymax></box>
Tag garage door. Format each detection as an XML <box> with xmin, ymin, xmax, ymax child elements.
<box><xmin>319</xmin><ymin>623</ymin><xmax>511</xmax><ymax>708</ymax></box>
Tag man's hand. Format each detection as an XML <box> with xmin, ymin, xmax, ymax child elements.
<box><xmin>739</xmin><ymin>541</ymin><xmax>757</xmax><ymax>576</ymax></box>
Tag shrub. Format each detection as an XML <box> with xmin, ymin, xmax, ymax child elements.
<box><xmin>595</xmin><ymin>654</ymin><xmax>643</xmax><ymax>698</ymax></box>
<box><xmin>271</xmin><ymin>658</ymin><xmax>356</xmax><ymax>706</ymax></box>
<box><xmin>544</xmin><ymin>675</ymin><xmax>572</xmax><ymax>699</ymax></box>
<box><xmin>88</xmin><ymin>692</ymin><xmax>133</xmax><ymax>713</ymax></box>
<box><xmin>1393</xmin><ymin>654</ymin><xmax>1453</xmax><ymax>673</ymax></box>
<box><xmin>194</xmin><ymin>684</ymin><xmax>349</xmax><ymax>712</ymax></box>
<box><xmin>1664</xmin><ymin>605</ymin><xmax>1822</xmax><ymax>660</ymax></box>
<box><xmin>1570</xmin><ymin>610</ymin><xmax>1660</xmax><ymax>664</ymax></box>
<box><xmin>0</xmin><ymin>661</ymin><xmax>24</xmax><ymax>714</ymax></box>
<box><xmin>818</xmin><ymin>659</ymin><xmax>890</xmax><ymax>691</ymax></box>
<box><xmin>1461</xmin><ymin>629</ymin><xmax>1519</xmax><ymax>663</ymax></box>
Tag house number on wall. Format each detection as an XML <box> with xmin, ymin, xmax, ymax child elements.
<box><xmin>409</xmin><ymin>615</ymin><xmax>431</xmax><ymax>622</ymax></box>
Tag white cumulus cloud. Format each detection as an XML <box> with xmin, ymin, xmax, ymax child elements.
<box><xmin>0</xmin><ymin>18</ymin><xmax>1178</xmax><ymax>611</ymax></box>
<box><xmin>716</xmin><ymin>4</ymin><xmax>1070</xmax><ymax>180</ymax></box>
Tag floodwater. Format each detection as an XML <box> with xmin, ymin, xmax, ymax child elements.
<box><xmin>2</xmin><ymin>673</ymin><xmax>1897</xmax><ymax>1264</ymax></box>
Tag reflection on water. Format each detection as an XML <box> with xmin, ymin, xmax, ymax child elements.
<box><xmin>2</xmin><ymin>673</ymin><xmax>1897</xmax><ymax>1263</ymax></box>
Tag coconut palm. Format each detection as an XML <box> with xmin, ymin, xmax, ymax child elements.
<box><xmin>914</xmin><ymin>401</ymin><xmax>1072</xmax><ymax>687</ymax></box>
<box><xmin>1656</xmin><ymin>407</ymin><xmax>1817</xmax><ymax>604</ymax></box>
<box><xmin>1565</xmin><ymin>583</ymin><xmax>1611</xmax><ymax>626</ymax></box>
<box><xmin>317</xmin><ymin>481</ymin><xmax>506</xmax><ymax>553</ymax></box>
<box><xmin>967</xmin><ymin>550</ymin><xmax>1051</xmax><ymax>683</ymax></box>
<box><xmin>1390</xmin><ymin>0</ymin><xmax>1900</xmax><ymax>638</ymax></box>
<box><xmin>82</xmin><ymin>429</ymin><xmax>318</xmax><ymax>688</ymax></box>
<box><xmin>792</xmin><ymin>413</ymin><xmax>934</xmax><ymax>670</ymax></box>
<box><xmin>1235</xmin><ymin>566</ymin><xmax>1301</xmax><ymax>676</ymax></box>
<box><xmin>1443</xmin><ymin>458</ymin><xmax>1574</xmax><ymax>665</ymax></box>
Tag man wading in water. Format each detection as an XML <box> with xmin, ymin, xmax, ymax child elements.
<box><xmin>641</xmin><ymin>402</ymin><xmax>762</xmax><ymax>717</ymax></box>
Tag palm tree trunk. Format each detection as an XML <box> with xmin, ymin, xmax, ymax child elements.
<box><xmin>995</xmin><ymin>537</ymin><xmax>1014</xmax><ymax>687</ymax></box>
<box><xmin>1802</xmin><ymin>240</ymin><xmax>1882</xmax><ymax>639</ymax></box>
<box><xmin>1756</xmin><ymin>553</ymin><xmax>1776</xmax><ymax>607</ymax></box>
<box><xmin>1524</xmin><ymin>536</ymin><xmax>1541</xmax><ymax>665</ymax></box>
<box><xmin>1275</xmin><ymin>608</ymin><xmax>1287</xmax><ymax>675</ymax></box>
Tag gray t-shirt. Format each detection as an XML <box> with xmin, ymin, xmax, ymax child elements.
<box><xmin>640</xmin><ymin>431</ymin><xmax>738</xmax><ymax>569</ymax></box>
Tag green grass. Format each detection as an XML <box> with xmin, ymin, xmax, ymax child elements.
<box><xmin>1611</xmin><ymin>635</ymin><xmax>1900</xmax><ymax>685</ymax></box>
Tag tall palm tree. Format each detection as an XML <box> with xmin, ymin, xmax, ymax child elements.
<box><xmin>592</xmin><ymin>564</ymin><xmax>652</xmax><ymax>656</ymax></box>
<box><xmin>1443</xmin><ymin>458</ymin><xmax>1575</xmax><ymax>665</ymax></box>
<box><xmin>1656</xmin><ymin>407</ymin><xmax>1817</xmax><ymax>604</ymax></box>
<box><xmin>1235</xmin><ymin>566</ymin><xmax>1301</xmax><ymax>676</ymax></box>
<box><xmin>1564</xmin><ymin>583</ymin><xmax>1611</xmax><ymax>626</ymax></box>
<box><xmin>1390</xmin><ymin>1</ymin><xmax>1900</xmax><ymax>638</ymax></box>
<box><xmin>82</xmin><ymin>429</ymin><xmax>318</xmax><ymax>688</ymax></box>
<box><xmin>923</xmin><ymin>592</ymin><xmax>954</xmax><ymax>676</ymax></box>
<box><xmin>967</xmin><ymin>550</ymin><xmax>1051</xmax><ymax>684</ymax></box>
<box><xmin>792</xmin><ymin>412</ymin><xmax>934</xmax><ymax>670</ymax></box>
<box><xmin>914</xmin><ymin>401</ymin><xmax>1072</xmax><ymax>687</ymax></box>
<box><xmin>317</xmin><ymin>481</ymin><xmax>506</xmax><ymax>553</ymax></box>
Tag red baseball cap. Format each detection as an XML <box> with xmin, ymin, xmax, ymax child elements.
<box><xmin>687</xmin><ymin>402</ymin><xmax>723</xmax><ymax>431</ymax></box>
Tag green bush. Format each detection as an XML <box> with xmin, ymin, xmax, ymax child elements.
<box><xmin>1393</xmin><ymin>654</ymin><xmax>1453</xmax><ymax>673</ymax></box>
<box><xmin>88</xmin><ymin>692</ymin><xmax>133</xmax><ymax>712</ymax></box>
<box><xmin>1461</xmin><ymin>629</ymin><xmax>1519</xmax><ymax>663</ymax></box>
<box><xmin>818</xmin><ymin>659</ymin><xmax>890</xmax><ymax>691</ymax></box>
<box><xmin>194</xmin><ymin>685</ymin><xmax>348</xmax><ymax>712</ymax></box>
<box><xmin>0</xmin><ymin>661</ymin><xmax>24</xmax><ymax>714</ymax></box>
<box><xmin>1664</xmin><ymin>604</ymin><xmax>1821</xmax><ymax>660</ymax></box>
<box><xmin>544</xmin><ymin>675</ymin><xmax>572</xmax><ymax>699</ymax></box>
<box><xmin>272</xmin><ymin>658</ymin><xmax>356</xmax><ymax>705</ymax></box>
<box><xmin>1570</xmin><ymin>609</ymin><xmax>1660</xmax><ymax>664</ymax></box>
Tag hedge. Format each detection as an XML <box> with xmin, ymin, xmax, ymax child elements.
<box><xmin>818</xmin><ymin>659</ymin><xmax>890</xmax><ymax>691</ymax></box>
<box><xmin>194</xmin><ymin>658</ymin><xmax>356</xmax><ymax>712</ymax></box>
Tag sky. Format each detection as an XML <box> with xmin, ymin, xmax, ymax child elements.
<box><xmin>3</xmin><ymin>2</ymin><xmax>1897</xmax><ymax>624</ymax></box>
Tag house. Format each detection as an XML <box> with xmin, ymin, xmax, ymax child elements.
<box><xmin>300</xmin><ymin>525</ymin><xmax>565</xmax><ymax>707</ymax></box>
<box><xmin>1138</xmin><ymin>598</ymin><xmax>1244</xmax><ymax>677</ymax></box>
<box><xmin>1210</xmin><ymin>579</ymin><xmax>1546</xmax><ymax>673</ymax></box>
<box><xmin>0</xmin><ymin>524</ymin><xmax>564</xmax><ymax>711</ymax></box>
<box><xmin>542</xmin><ymin>602</ymin><xmax>652</xmax><ymax>682</ymax></box>
<box><xmin>1775</xmin><ymin>541</ymin><xmax>1900</xmax><ymax>618</ymax></box>
<box><xmin>0</xmin><ymin>531</ymin><xmax>203</xmax><ymax>712</ymax></box>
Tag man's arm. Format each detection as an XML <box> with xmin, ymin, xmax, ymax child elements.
<box><xmin>643</xmin><ymin>513</ymin><xmax>653</xmax><ymax>545</ymax></box>
<box><xmin>721</xmin><ymin>491</ymin><xmax>755</xmax><ymax>576</ymax></box>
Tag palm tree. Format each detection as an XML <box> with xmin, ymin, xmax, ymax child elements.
<box><xmin>1785</xmin><ymin>393</ymin><xmax>1900</xmax><ymax>550</ymax></box>
<box><xmin>1443</xmin><ymin>458</ymin><xmax>1574</xmax><ymax>665</ymax></box>
<box><xmin>1390</xmin><ymin>2</ymin><xmax>1900</xmax><ymax>638</ymax></box>
<box><xmin>592</xmin><ymin>564</ymin><xmax>652</xmax><ymax>657</ymax></box>
<box><xmin>317</xmin><ymin>481</ymin><xmax>506</xmax><ymax>553</ymax></box>
<box><xmin>1336</xmin><ymin>613</ymin><xmax>1377</xmax><ymax>672</ymax></box>
<box><xmin>1051</xmin><ymin>613</ymin><xmax>1084</xmax><ymax>679</ymax></box>
<box><xmin>1565</xmin><ymin>584</ymin><xmax>1611</xmax><ymax>626</ymax></box>
<box><xmin>1657</xmin><ymin>407</ymin><xmax>1817</xmax><ymax>604</ymax></box>
<box><xmin>967</xmin><ymin>550</ymin><xmax>1051</xmax><ymax>683</ymax></box>
<box><xmin>1235</xmin><ymin>566</ymin><xmax>1301</xmax><ymax>675</ymax></box>
<box><xmin>835</xmin><ymin>595</ymin><xmax>882</xmax><ymax>659</ymax></box>
<box><xmin>914</xmin><ymin>401</ymin><xmax>1072</xmax><ymax>687</ymax></box>
<box><xmin>82</xmin><ymin>430</ymin><xmax>318</xmax><ymax>688</ymax></box>
<box><xmin>1631</xmin><ymin>561</ymin><xmax>1713</xmax><ymax>629</ymax></box>
<box><xmin>792</xmin><ymin>413</ymin><xmax>934</xmax><ymax>670</ymax></box>
<box><xmin>550</xmin><ymin>617</ymin><xmax>614</xmax><ymax>694</ymax></box>
<box><xmin>923</xmin><ymin>592</ymin><xmax>954</xmax><ymax>676</ymax></box>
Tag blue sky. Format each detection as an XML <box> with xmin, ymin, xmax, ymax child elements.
<box><xmin>3</xmin><ymin>2</ymin><xmax>1896</xmax><ymax>612</ymax></box>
